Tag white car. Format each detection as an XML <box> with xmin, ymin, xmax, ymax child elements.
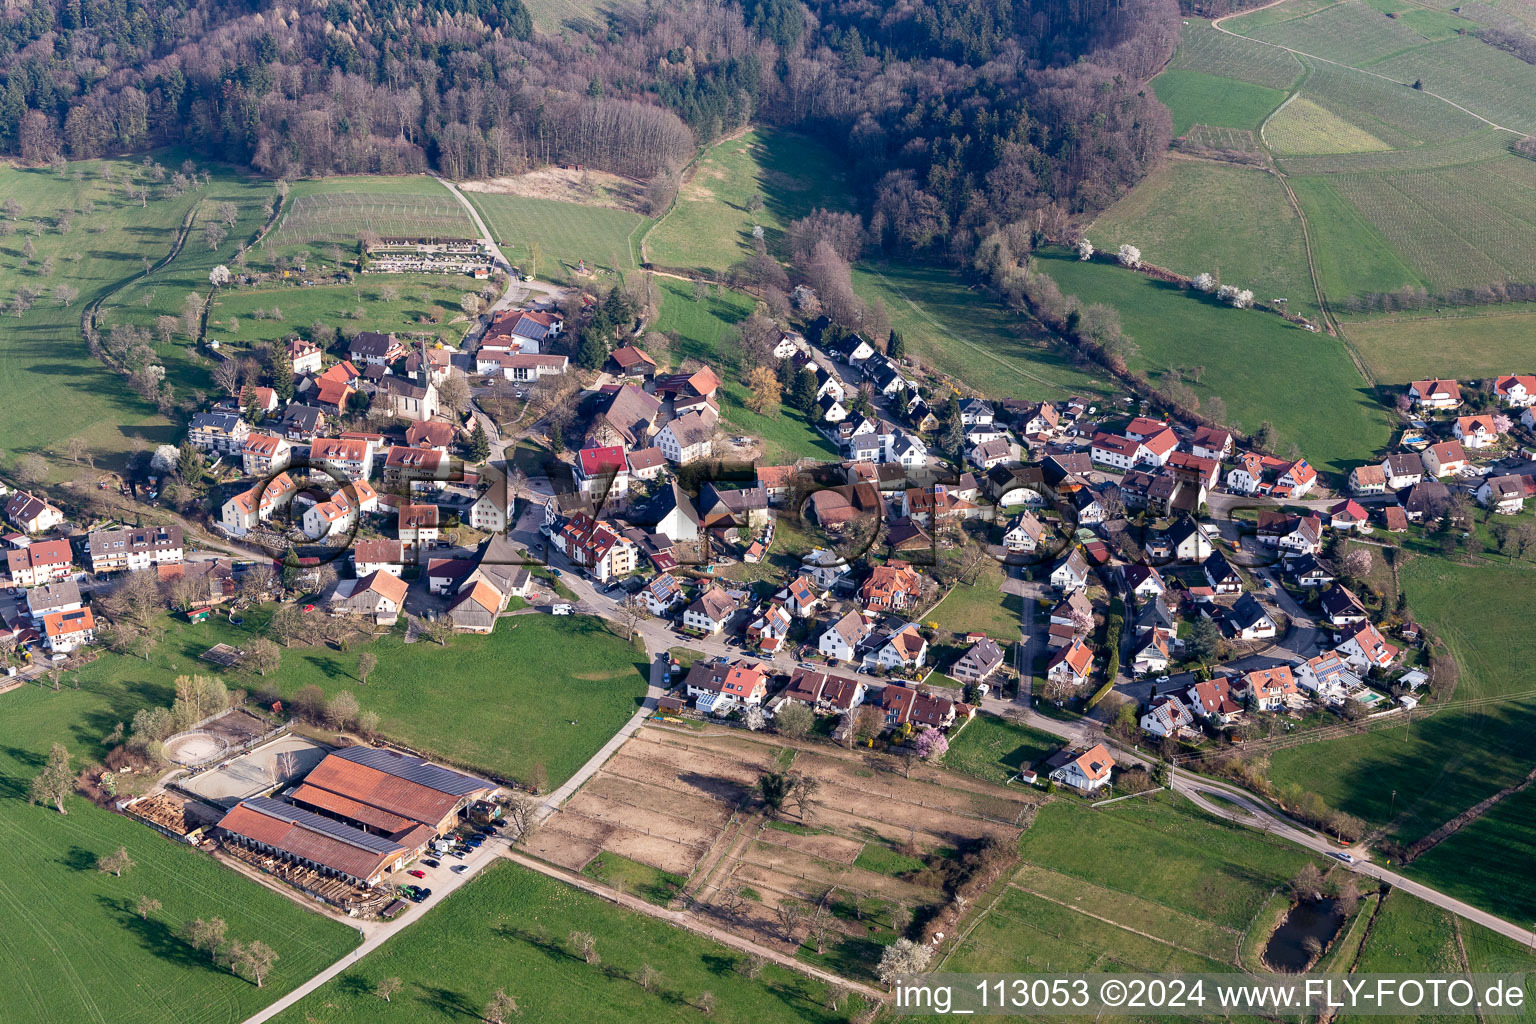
<box><xmin>550</xmin><ymin>603</ymin><xmax>573</xmax><ymax>616</ymax></box>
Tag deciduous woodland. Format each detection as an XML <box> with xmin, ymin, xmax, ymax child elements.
<box><xmin>0</xmin><ymin>0</ymin><xmax>1178</xmax><ymax>258</ymax></box>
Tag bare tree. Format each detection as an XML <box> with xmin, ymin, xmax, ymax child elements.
<box><xmin>375</xmin><ymin>977</ymin><xmax>403</xmax><ymax>1003</ymax></box>
<box><xmin>230</xmin><ymin>941</ymin><xmax>279</xmax><ymax>987</ymax></box>
<box><xmin>98</xmin><ymin>846</ymin><xmax>135</xmax><ymax>877</ymax></box>
<box><xmin>135</xmin><ymin>895</ymin><xmax>162</xmax><ymax>919</ymax></box>
<box><xmin>356</xmin><ymin>651</ymin><xmax>378</xmax><ymax>684</ymax></box>
<box><xmin>29</xmin><ymin>743</ymin><xmax>72</xmax><ymax>813</ymax></box>
<box><xmin>184</xmin><ymin>917</ymin><xmax>228</xmax><ymax>962</ymax></box>
<box><xmin>483</xmin><ymin>988</ymin><xmax>519</xmax><ymax>1022</ymax></box>
<box><xmin>569</xmin><ymin>931</ymin><xmax>599</xmax><ymax>965</ymax></box>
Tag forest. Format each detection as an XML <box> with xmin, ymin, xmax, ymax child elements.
<box><xmin>0</xmin><ymin>0</ymin><xmax>1179</xmax><ymax>260</ymax></box>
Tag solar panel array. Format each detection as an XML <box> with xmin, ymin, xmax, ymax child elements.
<box><xmin>334</xmin><ymin>745</ymin><xmax>491</xmax><ymax>796</ymax></box>
<box><xmin>243</xmin><ymin>796</ymin><xmax>403</xmax><ymax>854</ymax></box>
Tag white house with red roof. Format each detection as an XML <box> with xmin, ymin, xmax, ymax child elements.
<box><xmin>862</xmin><ymin>623</ymin><xmax>928</xmax><ymax>671</ymax></box>
<box><xmin>575</xmin><ymin>445</ymin><xmax>631</xmax><ymax>500</ymax></box>
<box><xmin>1226</xmin><ymin>452</ymin><xmax>1317</xmax><ymax>497</ymax></box>
<box><xmin>778</xmin><ymin>575</ymin><xmax>822</xmax><ymax>618</ymax></box>
<box><xmin>685</xmin><ymin>658</ymin><xmax>768</xmax><ymax>713</ymax></box>
<box><xmin>1190</xmin><ymin>426</ymin><xmax>1234</xmax><ymax>462</ymax></box>
<box><xmin>554</xmin><ymin>513</ymin><xmax>636</xmax><ymax>583</ymax></box>
<box><xmin>1046</xmin><ymin>636</ymin><xmax>1093</xmax><ymax>687</ymax></box>
<box><xmin>1186</xmin><ymin>676</ymin><xmax>1243</xmax><ymax>724</ymax></box>
<box><xmin>1140</xmin><ymin>694</ymin><xmax>1193</xmax><ymax>739</ymax></box>
<box><xmin>1239</xmin><ymin>665</ymin><xmax>1298</xmax><ymax>711</ymax></box>
<box><xmin>42</xmin><ymin>607</ymin><xmax>95</xmax><ymax>652</ymax></box>
<box><xmin>1452</xmin><ymin>414</ymin><xmax>1499</xmax><ymax>449</ymax></box>
<box><xmin>1422</xmin><ymin>440</ymin><xmax>1469</xmax><ymax>478</ymax></box>
<box><xmin>241</xmin><ymin>433</ymin><xmax>293</xmax><ymax>477</ymax></box>
<box><xmin>1328</xmin><ymin>499</ymin><xmax>1370</xmax><ymax>532</ymax></box>
<box><xmin>1407</xmin><ymin>379</ymin><xmax>1460</xmax><ymax>409</ymax></box>
<box><xmin>1046</xmin><ymin>743</ymin><xmax>1116</xmax><ymax>793</ymax></box>
<box><xmin>1336</xmin><ymin>621</ymin><xmax>1399</xmax><ymax>674</ymax></box>
<box><xmin>1494</xmin><ymin>374</ymin><xmax>1536</xmax><ymax>408</ymax></box>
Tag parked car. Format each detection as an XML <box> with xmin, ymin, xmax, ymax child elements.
<box><xmin>422</xmin><ymin>858</ymin><xmax>440</xmax><ymax>868</ymax></box>
<box><xmin>452</xmin><ymin>864</ymin><xmax>468</xmax><ymax>873</ymax></box>
<box><xmin>1331</xmin><ymin>851</ymin><xmax>1355</xmax><ymax>864</ymax></box>
<box><xmin>408</xmin><ymin>869</ymin><xmax>426</xmax><ymax>878</ymax></box>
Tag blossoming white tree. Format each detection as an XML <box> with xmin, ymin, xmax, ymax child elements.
<box><xmin>1116</xmin><ymin>243</ymin><xmax>1142</xmax><ymax>268</ymax></box>
<box><xmin>1077</xmin><ymin>238</ymin><xmax>1095</xmax><ymax>261</ymax></box>
<box><xmin>209</xmin><ymin>264</ymin><xmax>231</xmax><ymax>286</ymax></box>
<box><xmin>1192</xmin><ymin>272</ymin><xmax>1217</xmax><ymax>293</ymax></box>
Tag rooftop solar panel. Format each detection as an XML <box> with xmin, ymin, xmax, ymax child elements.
<box><xmin>243</xmin><ymin>796</ymin><xmax>404</xmax><ymax>855</ymax></box>
<box><xmin>333</xmin><ymin>746</ymin><xmax>491</xmax><ymax>796</ymax></box>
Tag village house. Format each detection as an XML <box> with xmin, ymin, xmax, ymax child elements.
<box><xmin>1225</xmin><ymin>592</ymin><xmax>1277</xmax><ymax>640</ymax></box>
<box><xmin>5</xmin><ymin>491</ymin><xmax>64</xmax><ymax>534</ymax></box>
<box><xmin>1202</xmin><ymin>550</ymin><xmax>1243</xmax><ymax>594</ymax></box>
<box><xmin>26</xmin><ymin>580</ymin><xmax>82</xmax><ymax>620</ymax></box>
<box><xmin>1003</xmin><ymin>512</ymin><xmax>1046</xmax><ymax>553</ymax></box>
<box><xmin>1190</xmin><ymin>426</ymin><xmax>1234</xmax><ymax>462</ymax></box>
<box><xmin>1422</xmin><ymin>440</ymin><xmax>1469</xmax><ymax>478</ymax></box>
<box><xmin>682</xmin><ymin>585</ymin><xmax>737</xmax><ymax>635</ymax></box>
<box><xmin>1131</xmin><ymin>630</ymin><xmax>1172</xmax><ymax>677</ymax></box>
<box><xmin>1050</xmin><ymin>549</ymin><xmax>1091</xmax><ymax>593</ymax></box>
<box><xmin>1494</xmin><ymin>374</ymin><xmax>1536</xmax><ymax>408</ymax></box>
<box><xmin>6</xmin><ymin>539</ymin><xmax>74</xmax><ymax>587</ymax></box>
<box><xmin>330</xmin><ymin>569</ymin><xmax>408</xmax><ymax>625</ymax></box>
<box><xmin>1187</xmin><ymin>676</ymin><xmax>1243</xmax><ymax>725</ymax></box>
<box><xmin>88</xmin><ymin>525</ymin><xmax>183</xmax><ymax>573</ymax></box>
<box><xmin>241</xmin><ymin>433</ymin><xmax>293</xmax><ymax>477</ymax></box>
<box><xmin>303</xmin><ymin>480</ymin><xmax>378</xmax><ymax>540</ymax></box>
<box><xmin>685</xmin><ymin>659</ymin><xmax>768</xmax><ymax>714</ymax></box>
<box><xmin>188</xmin><ymin>410</ymin><xmax>251</xmax><ymax>454</ymax></box>
<box><xmin>281</xmin><ymin>404</ymin><xmax>325</xmax><ymax>443</ymax></box>
<box><xmin>1336</xmin><ymin>621</ymin><xmax>1399</xmax><ymax>674</ymax></box>
<box><xmin>483</xmin><ymin>308</ymin><xmax>562</xmax><ymax>352</ymax></box>
<box><xmin>747</xmin><ymin>603</ymin><xmax>793</xmax><ymax>653</ymax></box>
<box><xmin>1226</xmin><ymin>453</ymin><xmax>1317</xmax><ymax>498</ymax></box>
<box><xmin>1476</xmin><ymin>473</ymin><xmax>1534</xmax><ymax>514</ymax></box>
<box><xmin>575</xmin><ymin>446</ymin><xmax>631</xmax><ymax>502</ymax></box>
<box><xmin>554</xmin><ymin>513</ymin><xmax>637</xmax><ymax>583</ymax></box>
<box><xmin>352</xmin><ymin>539</ymin><xmax>405</xmax><ymax>577</ymax></box>
<box><xmin>1288</xmin><ymin>553</ymin><xmax>1335</xmax><ymax>588</ymax></box>
<box><xmin>1407</xmin><ymin>378</ymin><xmax>1460</xmax><ymax>410</ymax></box>
<box><xmin>1165</xmin><ymin>517</ymin><xmax>1215</xmax><ymax>562</ymax></box>
<box><xmin>1328</xmin><ymin>499</ymin><xmax>1370</xmax><ymax>532</ymax></box>
<box><xmin>1140</xmin><ymin>693</ymin><xmax>1194</xmax><ymax>739</ymax></box>
<box><xmin>783</xmin><ymin>667</ymin><xmax>866</xmax><ymax>715</ymax></box>
<box><xmin>1382</xmin><ymin>453</ymin><xmax>1425</xmax><ymax>490</ymax></box>
<box><xmin>608</xmin><ymin>345</ymin><xmax>659</xmax><ymax>379</ymax></box>
<box><xmin>310</xmin><ymin>437</ymin><xmax>374</xmax><ymax>482</ymax></box>
<box><xmin>1122</xmin><ymin>564</ymin><xmax>1166</xmax><ymax>600</ymax></box>
<box><xmin>859</xmin><ymin>561</ymin><xmax>923</xmax><ymax>611</ymax></box>
<box><xmin>1320</xmin><ymin>585</ymin><xmax>1369</xmax><ymax>628</ymax></box>
<box><xmin>861</xmin><ymin>623</ymin><xmax>928</xmax><ymax>672</ymax></box>
<box><xmin>657</xmin><ymin>412</ymin><xmax>715</xmax><ymax>466</ymax></box>
<box><xmin>467</xmin><ymin>468</ymin><xmax>513</xmax><ymax>534</ymax></box>
<box><xmin>640</xmin><ymin>482</ymin><xmax>701</xmax><ymax>544</ymax></box>
<box><xmin>405</xmin><ymin>420</ymin><xmax>457</xmax><ymax>450</ymax></box>
<box><xmin>1405</xmin><ymin>479</ymin><xmax>1452</xmax><ymax>522</ymax></box>
<box><xmin>699</xmin><ymin>483</ymin><xmax>770</xmax><ymax>533</ymax></box>
<box><xmin>1257</xmin><ymin>511</ymin><xmax>1323</xmax><ymax>556</ymax></box>
<box><xmin>818</xmin><ymin>609</ymin><xmax>871</xmax><ymax>663</ymax></box>
<box><xmin>1453</xmin><ymin>414</ymin><xmax>1500</xmax><ymax>449</ymax></box>
<box><xmin>397</xmin><ymin>504</ymin><xmax>439</xmax><ymax>552</ymax></box>
<box><xmin>1295</xmin><ymin>650</ymin><xmax>1362</xmax><ymax>703</ymax></box>
<box><xmin>1349</xmin><ymin>463</ymin><xmax>1388</xmax><ymax>497</ymax></box>
<box><xmin>42</xmin><ymin>607</ymin><xmax>95</xmax><ymax>652</ymax></box>
<box><xmin>287</xmin><ymin>337</ymin><xmax>324</xmax><ymax>374</ymax></box>
<box><xmin>644</xmin><ymin>573</ymin><xmax>686</xmax><ymax>617</ymax></box>
<box><xmin>951</xmin><ymin>637</ymin><xmax>1005</xmax><ymax>684</ymax></box>
<box><xmin>349</xmin><ymin>330</ymin><xmax>406</xmax><ymax>367</ymax></box>
<box><xmin>779</xmin><ymin>575</ymin><xmax>822</xmax><ymax>618</ymax></box>
<box><xmin>1241</xmin><ymin>665</ymin><xmax>1299</xmax><ymax>711</ymax></box>
<box><xmin>1046</xmin><ymin>636</ymin><xmax>1093</xmax><ymax>688</ymax></box>
<box><xmin>426</xmin><ymin>558</ymin><xmax>474</xmax><ymax>595</ymax></box>
<box><xmin>1046</xmin><ymin>743</ymin><xmax>1116</xmax><ymax>793</ymax></box>
<box><xmin>220</xmin><ymin>472</ymin><xmax>298</xmax><ymax>536</ymax></box>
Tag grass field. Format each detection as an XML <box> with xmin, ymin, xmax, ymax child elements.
<box><xmin>945</xmin><ymin>794</ymin><xmax>1321</xmax><ymax>978</ymax></box>
<box><xmin>524</xmin><ymin>0</ymin><xmax>632</xmax><ymax>32</ymax></box>
<box><xmin>468</xmin><ymin>191</ymin><xmax>650</xmax><ymax>282</ymax></box>
<box><xmin>1293</xmin><ymin>58</ymin><xmax>1484</xmax><ymax>147</ymax></box>
<box><xmin>0</xmin><ymin>158</ymin><xmax>226</xmax><ymax>474</ymax></box>
<box><xmin>1268</xmin><ymin>558</ymin><xmax>1536</xmax><ymax>873</ymax></box>
<box><xmin>269</xmin><ymin>176</ymin><xmax>474</xmax><ymax>250</ymax></box>
<box><xmin>1340</xmin><ymin>893</ymin><xmax>1478</xmax><ymax>1024</ymax></box>
<box><xmin>1166</xmin><ymin>19</ymin><xmax>1305</xmax><ymax>89</ymax></box>
<box><xmin>1265</xmin><ymin>97</ymin><xmax>1391</xmax><ymax>154</ymax></box>
<box><xmin>1086</xmin><ymin>159</ymin><xmax>1322</xmax><ymax>322</ymax></box>
<box><xmin>206</xmin><ymin>273</ymin><xmax>478</xmax><ymax>351</ymax></box>
<box><xmin>941</xmin><ymin>715</ymin><xmax>1061</xmax><ymax>785</ymax></box>
<box><xmin>648</xmin><ymin>278</ymin><xmax>839</xmax><ymax>462</ymax></box>
<box><xmin>1153</xmin><ymin>69</ymin><xmax>1287</xmax><ymax>136</ymax></box>
<box><xmin>274</xmin><ymin>861</ymin><xmax>871</xmax><ymax>1023</ymax></box>
<box><xmin>644</xmin><ymin>128</ymin><xmax>853</xmax><ymax>274</ymax></box>
<box><xmin>852</xmin><ymin>260</ymin><xmax>1115</xmax><ymax>402</ymax></box>
<box><xmin>1276</xmin><ymin>128</ymin><xmax>1513</xmax><ymax>176</ymax></box>
<box><xmin>1233</xmin><ymin>0</ymin><xmax>1441</xmax><ymax>66</ymax></box>
<box><xmin>926</xmin><ymin>561</ymin><xmax>1025</xmax><ymax>641</ymax></box>
<box><xmin>1344</xmin><ymin>309</ymin><xmax>1536</xmax><ymax>381</ymax></box>
<box><xmin>24</xmin><ymin>607</ymin><xmax>647</xmax><ymax>790</ymax></box>
<box><xmin>1288</xmin><ymin>175</ymin><xmax>1429</xmax><ymax>297</ymax></box>
<box><xmin>0</xmin><ymin>678</ymin><xmax>360</xmax><ymax>1024</ymax></box>
<box><xmin>1035</xmin><ymin>251</ymin><xmax>1388</xmax><ymax>477</ymax></box>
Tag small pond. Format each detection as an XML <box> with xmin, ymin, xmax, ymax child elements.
<box><xmin>1263</xmin><ymin>898</ymin><xmax>1344</xmax><ymax>972</ymax></box>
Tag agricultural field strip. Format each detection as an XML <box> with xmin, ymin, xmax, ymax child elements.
<box><xmin>1370</xmin><ymin>35</ymin><xmax>1536</xmax><ymax>135</ymax></box>
<box><xmin>272</xmin><ymin>192</ymin><xmax>476</xmax><ymax>246</ymax></box>
<box><xmin>1006</xmin><ymin>881</ymin><xmax>1242</xmax><ymax>965</ymax></box>
<box><xmin>1236</xmin><ymin>0</ymin><xmax>1448</xmax><ymax>67</ymax></box>
<box><xmin>1169</xmin><ymin>19</ymin><xmax>1306</xmax><ymax>88</ymax></box>
<box><xmin>1277</xmin><ymin>128</ymin><xmax>1511</xmax><ymax>174</ymax></box>
<box><xmin>1211</xmin><ymin>10</ymin><xmax>1515</xmax><ymax>132</ymax></box>
<box><xmin>1328</xmin><ymin>164</ymin><xmax>1536</xmax><ymax>287</ymax></box>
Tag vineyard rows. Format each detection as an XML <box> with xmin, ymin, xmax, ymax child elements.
<box><xmin>1238</xmin><ymin>0</ymin><xmax>1436</xmax><ymax>67</ymax></box>
<box><xmin>1373</xmin><ymin>35</ymin><xmax>1536</xmax><ymax>134</ymax></box>
<box><xmin>1277</xmin><ymin>127</ymin><xmax>1511</xmax><ymax>175</ymax></box>
<box><xmin>1265</xmin><ymin>97</ymin><xmax>1390</xmax><ymax>155</ymax></box>
<box><xmin>1168</xmin><ymin>19</ymin><xmax>1303</xmax><ymax>89</ymax></box>
<box><xmin>1298</xmin><ymin>59</ymin><xmax>1482</xmax><ymax>146</ymax></box>
<box><xmin>1328</xmin><ymin>164</ymin><xmax>1536</xmax><ymax>289</ymax></box>
<box><xmin>1185</xmin><ymin>125</ymin><xmax>1264</xmax><ymax>153</ymax></box>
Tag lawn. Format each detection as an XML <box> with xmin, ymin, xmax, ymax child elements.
<box><xmin>648</xmin><ymin>278</ymin><xmax>839</xmax><ymax>461</ymax></box>
<box><xmin>925</xmin><ymin>560</ymin><xmax>1024</xmax><ymax>641</ymax></box>
<box><xmin>1151</xmin><ymin>68</ymin><xmax>1287</xmax><ymax>136</ymax></box>
<box><xmin>274</xmin><ymin>861</ymin><xmax>872</xmax><ymax>1023</ymax></box>
<box><xmin>851</xmin><ymin>259</ymin><xmax>1115</xmax><ymax>402</ymax></box>
<box><xmin>644</xmin><ymin>127</ymin><xmax>854</xmax><ymax>273</ymax></box>
<box><xmin>0</xmin><ymin>157</ymin><xmax>225</xmax><ymax>475</ymax></box>
<box><xmin>468</xmin><ymin>191</ymin><xmax>651</xmax><ymax>282</ymax></box>
<box><xmin>1014</xmin><ymin>793</ymin><xmax>1320</xmax><ymax>931</ymax></box>
<box><xmin>1086</xmin><ymin>159</ymin><xmax>1322</xmax><ymax>322</ymax></box>
<box><xmin>941</xmin><ymin>714</ymin><xmax>1060</xmax><ymax>786</ymax></box>
<box><xmin>0</xmin><ymin>682</ymin><xmax>359</xmax><ymax>1024</ymax></box>
<box><xmin>1342</xmin><ymin>893</ymin><xmax>1477</xmax><ymax>1024</ymax></box>
<box><xmin>1034</xmin><ymin>250</ymin><xmax>1389</xmax><ymax>479</ymax></box>
<box><xmin>27</xmin><ymin>607</ymin><xmax>647</xmax><ymax>791</ymax></box>
<box><xmin>1265</xmin><ymin>97</ymin><xmax>1391</xmax><ymax>154</ymax></box>
<box><xmin>581</xmin><ymin>851</ymin><xmax>685</xmax><ymax>906</ymax></box>
<box><xmin>1344</xmin><ymin>309</ymin><xmax>1536</xmax><ymax>382</ymax></box>
<box><xmin>1268</xmin><ymin>557</ymin><xmax>1536</xmax><ymax>871</ymax></box>
<box><xmin>206</xmin><ymin>273</ymin><xmax>479</xmax><ymax>352</ymax></box>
